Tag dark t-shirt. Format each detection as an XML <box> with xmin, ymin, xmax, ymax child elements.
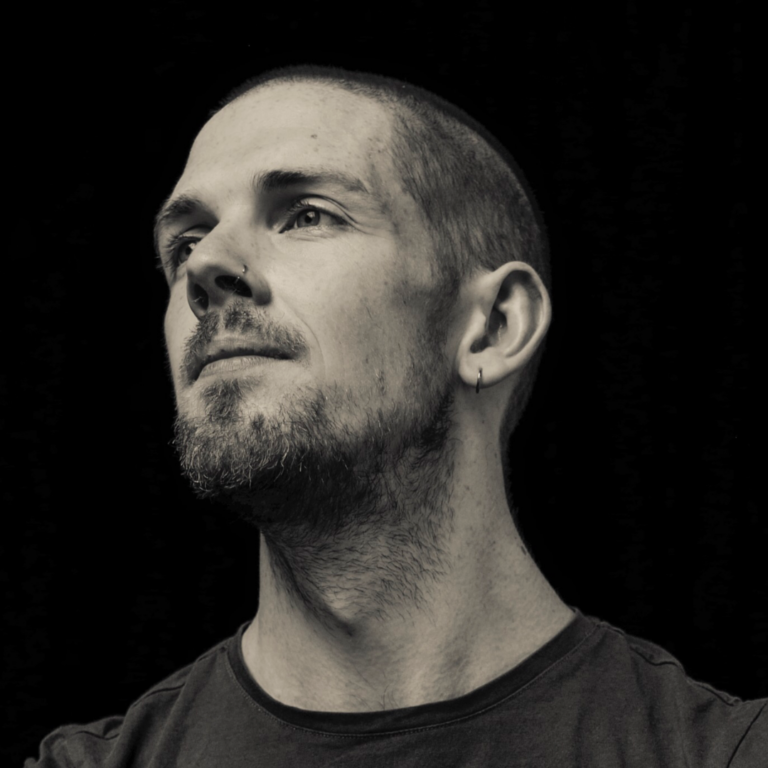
<box><xmin>26</xmin><ymin>608</ymin><xmax>767</xmax><ymax>767</ymax></box>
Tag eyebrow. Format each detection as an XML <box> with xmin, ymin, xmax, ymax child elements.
<box><xmin>153</xmin><ymin>167</ymin><xmax>383</xmax><ymax>257</ymax></box>
<box><xmin>256</xmin><ymin>168</ymin><xmax>371</xmax><ymax>198</ymax></box>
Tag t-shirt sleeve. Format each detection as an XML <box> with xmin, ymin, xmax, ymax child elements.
<box><xmin>729</xmin><ymin>700</ymin><xmax>768</xmax><ymax>768</ymax></box>
<box><xmin>24</xmin><ymin>717</ymin><xmax>124</xmax><ymax>768</ymax></box>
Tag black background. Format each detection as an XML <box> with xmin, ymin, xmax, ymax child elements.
<box><xmin>6</xmin><ymin>2</ymin><xmax>761</xmax><ymax>764</ymax></box>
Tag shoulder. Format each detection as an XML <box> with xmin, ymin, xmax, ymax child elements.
<box><xmin>24</xmin><ymin>635</ymin><xmax>233</xmax><ymax>768</ymax></box>
<box><xmin>584</xmin><ymin>614</ymin><xmax>768</xmax><ymax>766</ymax></box>
<box><xmin>595</xmin><ymin>617</ymin><xmax>751</xmax><ymax>706</ymax></box>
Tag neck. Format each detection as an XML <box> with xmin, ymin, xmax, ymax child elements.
<box><xmin>241</xmin><ymin>453</ymin><xmax>573</xmax><ymax>713</ymax></box>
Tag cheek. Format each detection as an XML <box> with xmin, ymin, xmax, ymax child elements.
<box><xmin>321</xmin><ymin>278</ymin><xmax>427</xmax><ymax>384</ymax></box>
<box><xmin>163</xmin><ymin>288</ymin><xmax>194</xmax><ymax>379</ymax></box>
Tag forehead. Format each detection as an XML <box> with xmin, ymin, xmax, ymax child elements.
<box><xmin>179</xmin><ymin>82</ymin><xmax>397</xmax><ymax>197</ymax></box>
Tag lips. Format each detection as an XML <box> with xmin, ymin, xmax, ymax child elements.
<box><xmin>191</xmin><ymin>339</ymin><xmax>293</xmax><ymax>381</ymax></box>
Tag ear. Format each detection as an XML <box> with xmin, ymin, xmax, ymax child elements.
<box><xmin>456</xmin><ymin>262</ymin><xmax>551</xmax><ymax>392</ymax></box>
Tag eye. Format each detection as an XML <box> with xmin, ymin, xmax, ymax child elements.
<box><xmin>294</xmin><ymin>209</ymin><xmax>323</xmax><ymax>228</ymax></box>
<box><xmin>164</xmin><ymin>233</ymin><xmax>203</xmax><ymax>269</ymax></box>
<box><xmin>282</xmin><ymin>200</ymin><xmax>346</xmax><ymax>232</ymax></box>
<box><xmin>175</xmin><ymin>239</ymin><xmax>198</xmax><ymax>263</ymax></box>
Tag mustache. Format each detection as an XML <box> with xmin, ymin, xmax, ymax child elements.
<box><xmin>181</xmin><ymin>300</ymin><xmax>308</xmax><ymax>384</ymax></box>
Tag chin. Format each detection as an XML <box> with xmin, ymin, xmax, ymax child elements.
<box><xmin>171</xmin><ymin>366</ymin><xmax>456</xmax><ymax>538</ymax></box>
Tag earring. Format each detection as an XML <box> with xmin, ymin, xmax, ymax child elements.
<box><xmin>476</xmin><ymin>367</ymin><xmax>483</xmax><ymax>394</ymax></box>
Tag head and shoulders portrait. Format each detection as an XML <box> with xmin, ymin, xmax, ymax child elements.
<box><xmin>10</xmin><ymin>7</ymin><xmax>765</xmax><ymax>767</ymax></box>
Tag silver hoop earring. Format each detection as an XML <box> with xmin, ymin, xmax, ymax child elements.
<box><xmin>476</xmin><ymin>367</ymin><xmax>483</xmax><ymax>394</ymax></box>
<box><xmin>242</xmin><ymin>264</ymin><xmax>248</xmax><ymax>275</ymax></box>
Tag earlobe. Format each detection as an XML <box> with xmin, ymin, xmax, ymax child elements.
<box><xmin>456</xmin><ymin>262</ymin><xmax>551</xmax><ymax>392</ymax></box>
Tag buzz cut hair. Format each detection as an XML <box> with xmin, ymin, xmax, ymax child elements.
<box><xmin>212</xmin><ymin>64</ymin><xmax>551</xmax><ymax>503</ymax></box>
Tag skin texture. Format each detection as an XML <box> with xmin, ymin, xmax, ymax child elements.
<box><xmin>159</xmin><ymin>81</ymin><xmax>574</xmax><ymax>712</ymax></box>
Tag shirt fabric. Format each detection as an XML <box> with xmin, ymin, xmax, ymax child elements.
<box><xmin>26</xmin><ymin>608</ymin><xmax>767</xmax><ymax>767</ymax></box>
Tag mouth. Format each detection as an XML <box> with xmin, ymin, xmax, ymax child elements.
<box><xmin>192</xmin><ymin>344</ymin><xmax>293</xmax><ymax>381</ymax></box>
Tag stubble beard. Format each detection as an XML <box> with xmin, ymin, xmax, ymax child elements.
<box><xmin>171</xmin><ymin>344</ymin><xmax>458</xmax><ymax>620</ymax></box>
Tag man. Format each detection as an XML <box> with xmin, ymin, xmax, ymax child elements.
<box><xmin>28</xmin><ymin>65</ymin><xmax>765</xmax><ymax>766</ymax></box>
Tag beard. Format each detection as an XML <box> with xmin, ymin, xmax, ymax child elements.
<box><xmin>171</xmin><ymin>305</ymin><xmax>458</xmax><ymax>617</ymax></box>
<box><xmin>172</xmin><ymin>360</ymin><xmax>456</xmax><ymax>536</ymax></box>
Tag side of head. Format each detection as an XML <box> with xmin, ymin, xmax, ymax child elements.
<box><xmin>213</xmin><ymin>65</ymin><xmax>552</xmax><ymax>500</ymax></box>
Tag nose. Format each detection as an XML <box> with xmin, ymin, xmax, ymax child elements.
<box><xmin>184</xmin><ymin>232</ymin><xmax>271</xmax><ymax>319</ymax></box>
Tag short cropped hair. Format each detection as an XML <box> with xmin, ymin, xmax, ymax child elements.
<box><xmin>213</xmin><ymin>65</ymin><xmax>551</xmax><ymax>500</ymax></box>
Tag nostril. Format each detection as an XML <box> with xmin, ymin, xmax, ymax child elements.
<box><xmin>192</xmin><ymin>284</ymin><xmax>209</xmax><ymax>309</ymax></box>
<box><xmin>215</xmin><ymin>275</ymin><xmax>252</xmax><ymax>297</ymax></box>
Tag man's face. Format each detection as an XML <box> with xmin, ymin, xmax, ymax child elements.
<box><xmin>158</xmin><ymin>82</ymin><xmax>457</xmax><ymax>531</ymax></box>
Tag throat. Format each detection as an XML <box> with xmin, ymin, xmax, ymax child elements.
<box><xmin>260</xmin><ymin>494</ymin><xmax>456</xmax><ymax>630</ymax></box>
<box><xmin>246</xmin><ymin>529</ymin><xmax>574</xmax><ymax>714</ymax></box>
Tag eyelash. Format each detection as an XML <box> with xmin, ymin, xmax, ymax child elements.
<box><xmin>158</xmin><ymin>233</ymin><xmax>197</xmax><ymax>273</ymax></box>
<box><xmin>281</xmin><ymin>199</ymin><xmax>346</xmax><ymax>232</ymax></box>
<box><xmin>157</xmin><ymin>199</ymin><xmax>346</xmax><ymax>274</ymax></box>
